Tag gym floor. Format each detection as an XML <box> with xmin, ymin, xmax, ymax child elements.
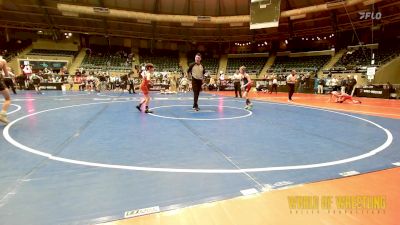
<box><xmin>0</xmin><ymin>90</ymin><xmax>399</xmax><ymax>225</ymax></box>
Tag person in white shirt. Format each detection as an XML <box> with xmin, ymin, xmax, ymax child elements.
<box><xmin>180</xmin><ymin>76</ymin><xmax>189</xmax><ymax>92</ymax></box>
<box><xmin>331</xmin><ymin>77</ymin><xmax>338</xmax><ymax>91</ymax></box>
<box><xmin>208</xmin><ymin>76</ymin><xmax>216</xmax><ymax>91</ymax></box>
<box><xmin>269</xmin><ymin>74</ymin><xmax>278</xmax><ymax>94</ymax></box>
<box><xmin>286</xmin><ymin>70</ymin><xmax>297</xmax><ymax>102</ymax></box>
<box><xmin>23</xmin><ymin>65</ymin><xmax>32</xmax><ymax>89</ymax></box>
<box><xmin>232</xmin><ymin>69</ymin><xmax>242</xmax><ymax>98</ymax></box>
<box><xmin>23</xmin><ymin>65</ymin><xmax>32</xmax><ymax>77</ymax></box>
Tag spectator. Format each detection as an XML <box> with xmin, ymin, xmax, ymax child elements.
<box><xmin>347</xmin><ymin>75</ymin><xmax>357</xmax><ymax>96</ymax></box>
<box><xmin>269</xmin><ymin>75</ymin><xmax>278</xmax><ymax>94</ymax></box>
<box><xmin>317</xmin><ymin>77</ymin><xmax>325</xmax><ymax>94</ymax></box>
<box><xmin>180</xmin><ymin>75</ymin><xmax>189</xmax><ymax>92</ymax></box>
<box><xmin>286</xmin><ymin>70</ymin><xmax>297</xmax><ymax>102</ymax></box>
<box><xmin>232</xmin><ymin>69</ymin><xmax>242</xmax><ymax>98</ymax></box>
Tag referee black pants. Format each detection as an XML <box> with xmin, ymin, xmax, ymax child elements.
<box><xmin>192</xmin><ymin>78</ymin><xmax>202</xmax><ymax>108</ymax></box>
<box><xmin>234</xmin><ymin>82</ymin><xmax>242</xmax><ymax>98</ymax></box>
<box><xmin>288</xmin><ymin>83</ymin><xmax>295</xmax><ymax>100</ymax></box>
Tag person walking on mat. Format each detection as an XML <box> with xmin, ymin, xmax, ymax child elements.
<box><xmin>187</xmin><ymin>53</ymin><xmax>206</xmax><ymax>111</ymax></box>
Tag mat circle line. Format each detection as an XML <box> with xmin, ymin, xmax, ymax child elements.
<box><xmin>2</xmin><ymin>99</ymin><xmax>393</xmax><ymax>174</ymax></box>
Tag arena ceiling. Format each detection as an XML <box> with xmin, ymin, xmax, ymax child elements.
<box><xmin>0</xmin><ymin>0</ymin><xmax>399</xmax><ymax>42</ymax></box>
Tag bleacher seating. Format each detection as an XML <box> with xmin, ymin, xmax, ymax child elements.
<box><xmin>1</xmin><ymin>39</ymin><xmax>31</xmax><ymax>62</ymax></box>
<box><xmin>226</xmin><ymin>57</ymin><xmax>267</xmax><ymax>76</ymax></box>
<box><xmin>198</xmin><ymin>57</ymin><xmax>219</xmax><ymax>76</ymax></box>
<box><xmin>271</xmin><ymin>55</ymin><xmax>330</xmax><ymax>73</ymax></box>
<box><xmin>140</xmin><ymin>49</ymin><xmax>180</xmax><ymax>72</ymax></box>
<box><xmin>334</xmin><ymin>45</ymin><xmax>400</xmax><ymax>70</ymax></box>
<box><xmin>27</xmin><ymin>49</ymin><xmax>77</xmax><ymax>56</ymax></box>
<box><xmin>80</xmin><ymin>45</ymin><xmax>132</xmax><ymax>73</ymax></box>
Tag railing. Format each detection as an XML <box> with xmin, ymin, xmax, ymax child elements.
<box><xmin>378</xmin><ymin>53</ymin><xmax>400</xmax><ymax>66</ymax></box>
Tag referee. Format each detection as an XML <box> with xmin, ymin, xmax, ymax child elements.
<box><xmin>187</xmin><ymin>53</ymin><xmax>206</xmax><ymax>111</ymax></box>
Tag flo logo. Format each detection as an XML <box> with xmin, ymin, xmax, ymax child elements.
<box><xmin>359</xmin><ymin>11</ymin><xmax>382</xmax><ymax>20</ymax></box>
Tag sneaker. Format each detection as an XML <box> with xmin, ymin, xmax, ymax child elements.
<box><xmin>245</xmin><ymin>104</ymin><xmax>253</xmax><ymax>110</ymax></box>
<box><xmin>0</xmin><ymin>112</ymin><xmax>9</xmax><ymax>125</ymax></box>
<box><xmin>145</xmin><ymin>109</ymin><xmax>153</xmax><ymax>114</ymax></box>
<box><xmin>194</xmin><ymin>107</ymin><xmax>200</xmax><ymax>111</ymax></box>
<box><xmin>136</xmin><ymin>105</ymin><xmax>142</xmax><ymax>112</ymax></box>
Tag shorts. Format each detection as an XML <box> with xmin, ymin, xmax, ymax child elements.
<box><xmin>0</xmin><ymin>79</ymin><xmax>6</xmax><ymax>91</ymax></box>
<box><xmin>245</xmin><ymin>83</ymin><xmax>252</xmax><ymax>92</ymax></box>
<box><xmin>141</xmin><ymin>85</ymin><xmax>149</xmax><ymax>95</ymax></box>
<box><xmin>342</xmin><ymin>95</ymin><xmax>351</xmax><ymax>100</ymax></box>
